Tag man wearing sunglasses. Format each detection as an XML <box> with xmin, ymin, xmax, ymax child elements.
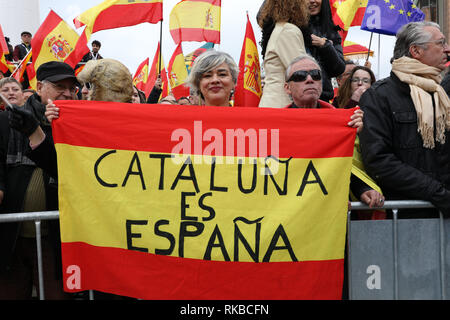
<box><xmin>359</xmin><ymin>21</ymin><xmax>450</xmax><ymax>218</ymax></box>
<box><xmin>283</xmin><ymin>54</ymin><xmax>385</xmax><ymax>210</ymax></box>
<box><xmin>284</xmin><ymin>55</ymin><xmax>364</xmax><ymax>132</ymax></box>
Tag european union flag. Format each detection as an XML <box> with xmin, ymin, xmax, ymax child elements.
<box><xmin>361</xmin><ymin>0</ymin><xmax>425</xmax><ymax>35</ymax></box>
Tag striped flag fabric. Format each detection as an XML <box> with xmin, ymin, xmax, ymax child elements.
<box><xmin>0</xmin><ymin>24</ymin><xmax>15</xmax><ymax>74</ymax></box>
<box><xmin>169</xmin><ymin>0</ymin><xmax>221</xmax><ymax>44</ymax></box>
<box><xmin>74</xmin><ymin>0</ymin><xmax>163</xmax><ymax>39</ymax></box>
<box><xmin>144</xmin><ymin>42</ymin><xmax>169</xmax><ymax>99</ymax></box>
<box><xmin>330</xmin><ymin>0</ymin><xmax>368</xmax><ymax>41</ymax></box>
<box><xmin>12</xmin><ymin>51</ymin><xmax>32</xmax><ymax>83</ymax></box>
<box><xmin>133</xmin><ymin>57</ymin><xmax>150</xmax><ymax>93</ymax></box>
<box><xmin>54</xmin><ymin>100</ymin><xmax>357</xmax><ymax>299</ymax></box>
<box><xmin>27</xmin><ymin>10</ymin><xmax>89</xmax><ymax>89</ymax></box>
<box><xmin>167</xmin><ymin>43</ymin><xmax>190</xmax><ymax>99</ymax></box>
<box><xmin>234</xmin><ymin>14</ymin><xmax>262</xmax><ymax>107</ymax></box>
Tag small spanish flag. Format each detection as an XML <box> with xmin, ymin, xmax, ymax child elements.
<box><xmin>133</xmin><ymin>57</ymin><xmax>149</xmax><ymax>93</ymax></box>
<box><xmin>74</xmin><ymin>0</ymin><xmax>163</xmax><ymax>39</ymax></box>
<box><xmin>12</xmin><ymin>51</ymin><xmax>32</xmax><ymax>83</ymax></box>
<box><xmin>234</xmin><ymin>14</ymin><xmax>262</xmax><ymax>108</ymax></box>
<box><xmin>144</xmin><ymin>42</ymin><xmax>169</xmax><ymax>100</ymax></box>
<box><xmin>27</xmin><ymin>10</ymin><xmax>89</xmax><ymax>89</ymax></box>
<box><xmin>169</xmin><ymin>0</ymin><xmax>221</xmax><ymax>44</ymax></box>
<box><xmin>167</xmin><ymin>44</ymin><xmax>190</xmax><ymax>99</ymax></box>
<box><xmin>54</xmin><ymin>100</ymin><xmax>357</xmax><ymax>299</ymax></box>
<box><xmin>0</xmin><ymin>24</ymin><xmax>15</xmax><ymax>74</ymax></box>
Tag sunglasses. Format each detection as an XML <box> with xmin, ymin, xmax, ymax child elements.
<box><xmin>287</xmin><ymin>69</ymin><xmax>322</xmax><ymax>82</ymax></box>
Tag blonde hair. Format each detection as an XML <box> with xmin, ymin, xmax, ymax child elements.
<box><xmin>77</xmin><ymin>59</ymin><xmax>133</xmax><ymax>103</ymax></box>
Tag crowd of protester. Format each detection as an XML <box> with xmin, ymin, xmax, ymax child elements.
<box><xmin>0</xmin><ymin>0</ymin><xmax>449</xmax><ymax>300</ymax></box>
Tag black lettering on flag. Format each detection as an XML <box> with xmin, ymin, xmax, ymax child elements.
<box><xmin>149</xmin><ymin>154</ymin><xmax>173</xmax><ymax>190</ymax></box>
<box><xmin>94</xmin><ymin>150</ymin><xmax>118</xmax><ymax>188</ymax></box>
<box><xmin>171</xmin><ymin>157</ymin><xmax>200</xmax><ymax>193</ymax></box>
<box><xmin>126</xmin><ymin>220</ymin><xmax>149</xmax><ymax>253</ymax></box>
<box><xmin>264</xmin><ymin>156</ymin><xmax>292</xmax><ymax>196</ymax></box>
<box><xmin>122</xmin><ymin>152</ymin><xmax>146</xmax><ymax>190</ymax></box>
<box><xmin>204</xmin><ymin>225</ymin><xmax>231</xmax><ymax>261</ymax></box>
<box><xmin>237</xmin><ymin>159</ymin><xmax>257</xmax><ymax>194</ymax></box>
<box><xmin>154</xmin><ymin>220</ymin><xmax>175</xmax><ymax>256</ymax></box>
<box><xmin>263</xmin><ymin>224</ymin><xmax>298</xmax><ymax>262</ymax></box>
<box><xmin>297</xmin><ymin>160</ymin><xmax>328</xmax><ymax>196</ymax></box>
<box><xmin>233</xmin><ymin>217</ymin><xmax>263</xmax><ymax>262</ymax></box>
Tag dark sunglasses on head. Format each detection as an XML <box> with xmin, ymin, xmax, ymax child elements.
<box><xmin>287</xmin><ymin>69</ymin><xmax>322</xmax><ymax>82</ymax></box>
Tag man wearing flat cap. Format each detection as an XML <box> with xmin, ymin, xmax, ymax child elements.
<box><xmin>0</xmin><ymin>61</ymin><xmax>76</xmax><ymax>299</ymax></box>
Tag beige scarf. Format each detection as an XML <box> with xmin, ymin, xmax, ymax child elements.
<box><xmin>392</xmin><ymin>57</ymin><xmax>450</xmax><ymax>149</ymax></box>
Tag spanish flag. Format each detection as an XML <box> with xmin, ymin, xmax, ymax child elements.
<box><xmin>74</xmin><ymin>0</ymin><xmax>163</xmax><ymax>39</ymax></box>
<box><xmin>167</xmin><ymin>44</ymin><xmax>190</xmax><ymax>99</ymax></box>
<box><xmin>0</xmin><ymin>25</ymin><xmax>14</xmax><ymax>74</ymax></box>
<box><xmin>234</xmin><ymin>14</ymin><xmax>262</xmax><ymax>108</ymax></box>
<box><xmin>27</xmin><ymin>10</ymin><xmax>89</xmax><ymax>89</ymax></box>
<box><xmin>133</xmin><ymin>57</ymin><xmax>149</xmax><ymax>93</ymax></box>
<box><xmin>12</xmin><ymin>51</ymin><xmax>32</xmax><ymax>83</ymax></box>
<box><xmin>144</xmin><ymin>42</ymin><xmax>169</xmax><ymax>100</ymax></box>
<box><xmin>330</xmin><ymin>0</ymin><xmax>368</xmax><ymax>41</ymax></box>
<box><xmin>169</xmin><ymin>0</ymin><xmax>221</xmax><ymax>44</ymax></box>
<box><xmin>184</xmin><ymin>42</ymin><xmax>214</xmax><ymax>74</ymax></box>
<box><xmin>54</xmin><ymin>100</ymin><xmax>357</xmax><ymax>299</ymax></box>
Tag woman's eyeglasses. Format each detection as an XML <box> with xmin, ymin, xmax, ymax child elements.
<box><xmin>287</xmin><ymin>69</ymin><xmax>322</xmax><ymax>82</ymax></box>
<box><xmin>351</xmin><ymin>77</ymin><xmax>371</xmax><ymax>84</ymax></box>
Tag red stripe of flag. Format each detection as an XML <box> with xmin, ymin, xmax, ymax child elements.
<box><xmin>62</xmin><ymin>242</ymin><xmax>344</xmax><ymax>300</ymax></box>
<box><xmin>52</xmin><ymin>101</ymin><xmax>356</xmax><ymax>159</ymax></box>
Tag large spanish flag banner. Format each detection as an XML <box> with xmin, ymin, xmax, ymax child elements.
<box><xmin>330</xmin><ymin>0</ymin><xmax>368</xmax><ymax>41</ymax></box>
<box><xmin>54</xmin><ymin>101</ymin><xmax>356</xmax><ymax>300</ymax></box>
<box><xmin>167</xmin><ymin>44</ymin><xmax>190</xmax><ymax>99</ymax></box>
<box><xmin>234</xmin><ymin>14</ymin><xmax>262</xmax><ymax>108</ymax></box>
<box><xmin>73</xmin><ymin>0</ymin><xmax>163</xmax><ymax>39</ymax></box>
<box><xmin>27</xmin><ymin>10</ymin><xmax>89</xmax><ymax>89</ymax></box>
<box><xmin>170</xmin><ymin>0</ymin><xmax>221</xmax><ymax>44</ymax></box>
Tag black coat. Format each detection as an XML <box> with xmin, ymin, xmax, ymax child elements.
<box><xmin>306</xmin><ymin>16</ymin><xmax>345</xmax><ymax>102</ymax></box>
<box><xmin>359</xmin><ymin>73</ymin><xmax>450</xmax><ymax>214</ymax></box>
<box><xmin>0</xmin><ymin>97</ymin><xmax>59</xmax><ymax>272</ymax></box>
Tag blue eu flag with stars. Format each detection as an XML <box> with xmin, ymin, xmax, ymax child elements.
<box><xmin>361</xmin><ymin>0</ymin><xmax>425</xmax><ymax>35</ymax></box>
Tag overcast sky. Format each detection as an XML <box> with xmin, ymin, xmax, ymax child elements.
<box><xmin>38</xmin><ymin>0</ymin><xmax>396</xmax><ymax>79</ymax></box>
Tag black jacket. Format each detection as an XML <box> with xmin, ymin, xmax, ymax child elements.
<box><xmin>442</xmin><ymin>72</ymin><xmax>450</xmax><ymax>97</ymax></box>
<box><xmin>359</xmin><ymin>73</ymin><xmax>450</xmax><ymax>214</ymax></box>
<box><xmin>0</xmin><ymin>102</ymin><xmax>59</xmax><ymax>272</ymax></box>
<box><xmin>306</xmin><ymin>16</ymin><xmax>345</xmax><ymax>102</ymax></box>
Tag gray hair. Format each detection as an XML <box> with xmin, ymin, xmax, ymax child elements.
<box><xmin>0</xmin><ymin>77</ymin><xmax>22</xmax><ymax>90</ymax></box>
<box><xmin>187</xmin><ymin>50</ymin><xmax>239</xmax><ymax>95</ymax></box>
<box><xmin>285</xmin><ymin>54</ymin><xmax>320</xmax><ymax>81</ymax></box>
<box><xmin>393</xmin><ymin>21</ymin><xmax>441</xmax><ymax>59</ymax></box>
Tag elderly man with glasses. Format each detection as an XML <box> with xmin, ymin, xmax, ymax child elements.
<box><xmin>359</xmin><ymin>21</ymin><xmax>450</xmax><ymax>218</ymax></box>
<box><xmin>283</xmin><ymin>54</ymin><xmax>384</xmax><ymax>208</ymax></box>
<box><xmin>0</xmin><ymin>61</ymin><xmax>77</xmax><ymax>299</ymax></box>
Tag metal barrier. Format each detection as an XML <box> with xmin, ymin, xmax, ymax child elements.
<box><xmin>0</xmin><ymin>201</ymin><xmax>446</xmax><ymax>300</ymax></box>
<box><xmin>348</xmin><ymin>201</ymin><xmax>447</xmax><ymax>300</ymax></box>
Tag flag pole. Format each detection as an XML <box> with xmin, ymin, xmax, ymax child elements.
<box><xmin>9</xmin><ymin>50</ymin><xmax>32</xmax><ymax>78</ymax></box>
<box><xmin>366</xmin><ymin>32</ymin><xmax>373</xmax><ymax>63</ymax></box>
<box><xmin>159</xmin><ymin>20</ymin><xmax>163</xmax><ymax>74</ymax></box>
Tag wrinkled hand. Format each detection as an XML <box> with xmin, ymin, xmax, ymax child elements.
<box><xmin>348</xmin><ymin>108</ymin><xmax>364</xmax><ymax>133</ymax></box>
<box><xmin>360</xmin><ymin>190</ymin><xmax>385</xmax><ymax>208</ymax></box>
<box><xmin>9</xmin><ymin>106</ymin><xmax>39</xmax><ymax>137</ymax></box>
<box><xmin>45</xmin><ymin>99</ymin><xmax>59</xmax><ymax>124</ymax></box>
